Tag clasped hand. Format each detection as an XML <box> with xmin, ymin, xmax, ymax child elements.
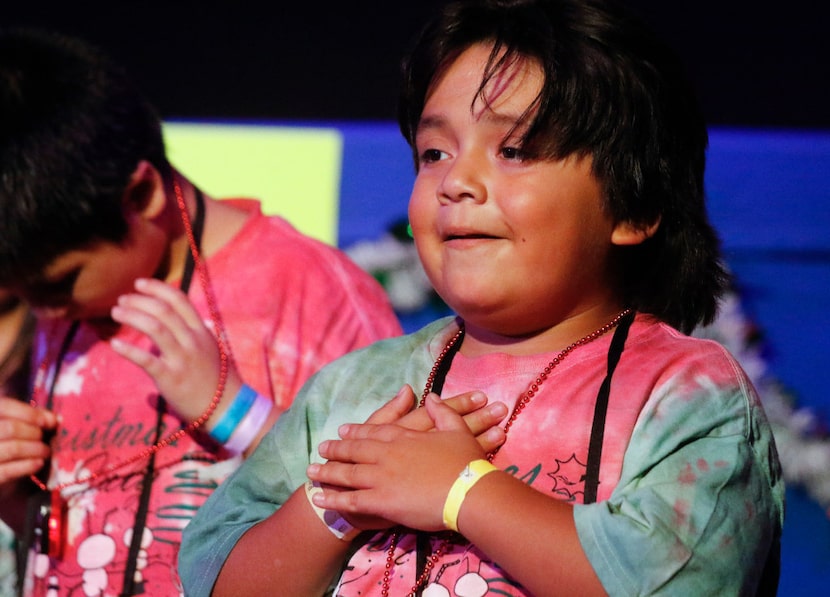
<box><xmin>307</xmin><ymin>386</ymin><xmax>506</xmax><ymax>533</ymax></box>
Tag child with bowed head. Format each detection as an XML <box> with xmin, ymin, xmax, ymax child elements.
<box><xmin>180</xmin><ymin>0</ymin><xmax>783</xmax><ymax>595</ymax></box>
<box><xmin>0</xmin><ymin>27</ymin><xmax>401</xmax><ymax>596</ymax></box>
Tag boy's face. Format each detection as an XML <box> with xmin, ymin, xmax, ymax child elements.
<box><xmin>408</xmin><ymin>43</ymin><xmax>624</xmax><ymax>338</ymax></box>
<box><xmin>11</xmin><ymin>213</ymin><xmax>167</xmax><ymax>324</ymax></box>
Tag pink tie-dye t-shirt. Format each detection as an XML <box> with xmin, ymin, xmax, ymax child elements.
<box><xmin>181</xmin><ymin>315</ymin><xmax>782</xmax><ymax>597</ymax></box>
<box><xmin>22</xmin><ymin>200</ymin><xmax>401</xmax><ymax>597</ymax></box>
<box><xmin>327</xmin><ymin>317</ymin><xmax>783</xmax><ymax>596</ymax></box>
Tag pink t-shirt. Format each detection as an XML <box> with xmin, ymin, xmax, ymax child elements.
<box><xmin>335</xmin><ymin>333</ymin><xmax>639</xmax><ymax>596</ymax></box>
<box><xmin>331</xmin><ymin>315</ymin><xmax>774</xmax><ymax>596</ymax></box>
<box><xmin>23</xmin><ymin>200</ymin><xmax>401</xmax><ymax>597</ymax></box>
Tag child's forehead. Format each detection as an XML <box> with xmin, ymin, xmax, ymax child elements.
<box><xmin>421</xmin><ymin>43</ymin><xmax>542</xmax><ymax>125</ymax></box>
<box><xmin>435</xmin><ymin>43</ymin><xmax>540</xmax><ymax>92</ymax></box>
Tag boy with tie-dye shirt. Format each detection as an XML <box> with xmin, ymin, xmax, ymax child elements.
<box><xmin>181</xmin><ymin>1</ymin><xmax>783</xmax><ymax>595</ymax></box>
<box><xmin>0</xmin><ymin>29</ymin><xmax>400</xmax><ymax>596</ymax></box>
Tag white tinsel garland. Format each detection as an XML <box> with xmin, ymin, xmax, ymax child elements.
<box><xmin>347</xmin><ymin>231</ymin><xmax>830</xmax><ymax>516</ymax></box>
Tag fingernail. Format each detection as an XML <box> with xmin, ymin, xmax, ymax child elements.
<box><xmin>486</xmin><ymin>427</ymin><xmax>506</xmax><ymax>443</ymax></box>
<box><xmin>488</xmin><ymin>402</ymin><xmax>508</xmax><ymax>418</ymax></box>
<box><xmin>307</xmin><ymin>463</ymin><xmax>320</xmax><ymax>476</ymax></box>
<box><xmin>470</xmin><ymin>392</ymin><xmax>486</xmax><ymax>405</ymax></box>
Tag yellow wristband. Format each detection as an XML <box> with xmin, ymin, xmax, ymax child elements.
<box><xmin>442</xmin><ymin>459</ymin><xmax>498</xmax><ymax>532</ymax></box>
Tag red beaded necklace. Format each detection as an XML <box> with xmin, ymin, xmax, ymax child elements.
<box><xmin>28</xmin><ymin>178</ymin><xmax>232</xmax><ymax>558</ymax></box>
<box><xmin>30</xmin><ymin>178</ymin><xmax>230</xmax><ymax>493</ymax></box>
<box><xmin>381</xmin><ymin>308</ymin><xmax>632</xmax><ymax>597</ymax></box>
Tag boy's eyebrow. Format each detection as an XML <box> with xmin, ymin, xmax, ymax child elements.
<box><xmin>417</xmin><ymin>109</ymin><xmax>526</xmax><ymax>137</ymax></box>
<box><xmin>416</xmin><ymin>110</ymin><xmax>530</xmax><ymax>146</ymax></box>
<box><xmin>415</xmin><ymin>114</ymin><xmax>448</xmax><ymax>137</ymax></box>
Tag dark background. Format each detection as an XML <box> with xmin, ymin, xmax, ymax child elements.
<box><xmin>3</xmin><ymin>0</ymin><xmax>829</xmax><ymax>128</ymax></box>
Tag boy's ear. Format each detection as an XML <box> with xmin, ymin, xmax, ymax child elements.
<box><xmin>611</xmin><ymin>217</ymin><xmax>661</xmax><ymax>246</ymax></box>
<box><xmin>122</xmin><ymin>160</ymin><xmax>167</xmax><ymax>219</ymax></box>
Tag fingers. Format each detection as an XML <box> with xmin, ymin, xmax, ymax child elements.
<box><xmin>416</xmin><ymin>393</ymin><xmax>507</xmax><ymax>452</ymax></box>
<box><xmin>111</xmin><ymin>280</ymin><xmax>202</xmax><ymax>357</ymax></box>
<box><xmin>362</xmin><ymin>388</ymin><xmax>506</xmax><ymax>436</ymax></box>
<box><xmin>363</xmin><ymin>386</ymin><xmax>416</xmax><ymax>425</ymax></box>
<box><xmin>423</xmin><ymin>392</ymin><xmax>469</xmax><ymax>432</ymax></box>
<box><xmin>395</xmin><ymin>391</ymin><xmax>490</xmax><ymax>432</ymax></box>
<box><xmin>108</xmin><ymin>277</ymin><xmax>233</xmax><ymax>422</ymax></box>
<box><xmin>305</xmin><ymin>470</ymin><xmax>371</xmax><ymax>516</ymax></box>
<box><xmin>0</xmin><ymin>398</ymin><xmax>55</xmax><ymax>484</ymax></box>
<box><xmin>445</xmin><ymin>395</ymin><xmax>506</xmax><ymax>452</ymax></box>
<box><xmin>318</xmin><ymin>432</ymin><xmax>396</xmax><ymax>462</ymax></box>
<box><xmin>457</xmin><ymin>400</ymin><xmax>507</xmax><ymax>436</ymax></box>
<box><xmin>439</xmin><ymin>391</ymin><xmax>487</xmax><ymax>414</ymax></box>
<box><xmin>307</xmin><ymin>460</ymin><xmax>366</xmax><ymax>491</ymax></box>
<box><xmin>130</xmin><ymin>278</ymin><xmax>204</xmax><ymax>330</ymax></box>
<box><xmin>0</xmin><ymin>397</ymin><xmax>58</xmax><ymax>431</ymax></box>
<box><xmin>344</xmin><ymin>390</ymin><xmax>507</xmax><ymax>445</ymax></box>
<box><xmin>0</xmin><ymin>436</ymin><xmax>51</xmax><ymax>463</ymax></box>
<box><xmin>476</xmin><ymin>425</ymin><xmax>506</xmax><ymax>454</ymax></box>
<box><xmin>0</xmin><ymin>457</ymin><xmax>48</xmax><ymax>485</ymax></box>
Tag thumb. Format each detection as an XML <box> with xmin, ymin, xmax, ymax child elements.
<box><xmin>424</xmin><ymin>393</ymin><xmax>467</xmax><ymax>432</ymax></box>
<box><xmin>364</xmin><ymin>385</ymin><xmax>416</xmax><ymax>424</ymax></box>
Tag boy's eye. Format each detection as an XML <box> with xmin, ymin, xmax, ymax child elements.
<box><xmin>26</xmin><ymin>270</ymin><xmax>80</xmax><ymax>306</ymax></box>
<box><xmin>419</xmin><ymin>148</ymin><xmax>447</xmax><ymax>164</ymax></box>
<box><xmin>500</xmin><ymin>146</ymin><xmax>525</xmax><ymax>160</ymax></box>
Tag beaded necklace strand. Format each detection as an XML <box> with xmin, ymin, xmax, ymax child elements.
<box><xmin>381</xmin><ymin>308</ymin><xmax>632</xmax><ymax>597</ymax></box>
<box><xmin>30</xmin><ymin>177</ymin><xmax>232</xmax><ymax>494</ymax></box>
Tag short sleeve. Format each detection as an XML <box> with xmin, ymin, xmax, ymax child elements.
<box><xmin>574</xmin><ymin>367</ymin><xmax>784</xmax><ymax>596</ymax></box>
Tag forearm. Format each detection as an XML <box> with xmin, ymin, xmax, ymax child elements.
<box><xmin>212</xmin><ymin>486</ymin><xmax>351</xmax><ymax>596</ymax></box>
<box><xmin>458</xmin><ymin>471</ymin><xmax>607</xmax><ymax>596</ymax></box>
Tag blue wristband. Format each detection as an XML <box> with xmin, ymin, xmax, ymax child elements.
<box><xmin>209</xmin><ymin>384</ymin><xmax>257</xmax><ymax>444</ymax></box>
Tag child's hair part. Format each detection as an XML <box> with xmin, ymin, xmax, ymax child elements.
<box><xmin>0</xmin><ymin>28</ymin><xmax>170</xmax><ymax>286</ymax></box>
<box><xmin>397</xmin><ymin>0</ymin><xmax>728</xmax><ymax>333</ymax></box>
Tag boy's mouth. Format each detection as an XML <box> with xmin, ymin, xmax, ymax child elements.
<box><xmin>445</xmin><ymin>233</ymin><xmax>495</xmax><ymax>241</ymax></box>
<box><xmin>442</xmin><ymin>226</ymin><xmax>499</xmax><ymax>241</ymax></box>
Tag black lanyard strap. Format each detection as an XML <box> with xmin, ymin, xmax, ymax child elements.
<box><xmin>121</xmin><ymin>186</ymin><xmax>205</xmax><ymax>595</ymax></box>
<box><xmin>583</xmin><ymin>309</ymin><xmax>635</xmax><ymax>504</ymax></box>
<box><xmin>428</xmin><ymin>311</ymin><xmax>635</xmax><ymax>505</ymax></box>
<box><xmin>411</xmin><ymin>311</ymin><xmax>635</xmax><ymax>595</ymax></box>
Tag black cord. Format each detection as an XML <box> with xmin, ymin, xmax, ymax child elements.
<box><xmin>120</xmin><ymin>187</ymin><xmax>205</xmax><ymax>595</ymax></box>
<box><xmin>583</xmin><ymin>310</ymin><xmax>635</xmax><ymax>504</ymax></box>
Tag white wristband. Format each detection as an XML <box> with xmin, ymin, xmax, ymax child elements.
<box><xmin>304</xmin><ymin>480</ymin><xmax>360</xmax><ymax>541</ymax></box>
<box><xmin>222</xmin><ymin>393</ymin><xmax>273</xmax><ymax>454</ymax></box>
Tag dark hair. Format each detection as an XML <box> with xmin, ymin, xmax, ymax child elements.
<box><xmin>398</xmin><ymin>0</ymin><xmax>728</xmax><ymax>333</ymax></box>
<box><xmin>0</xmin><ymin>28</ymin><xmax>169</xmax><ymax>285</ymax></box>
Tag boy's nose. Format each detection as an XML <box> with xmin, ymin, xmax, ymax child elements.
<box><xmin>438</xmin><ymin>155</ymin><xmax>486</xmax><ymax>203</ymax></box>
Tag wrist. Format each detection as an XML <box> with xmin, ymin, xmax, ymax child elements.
<box><xmin>304</xmin><ymin>481</ymin><xmax>360</xmax><ymax>542</ymax></box>
<box><xmin>207</xmin><ymin>384</ymin><xmax>273</xmax><ymax>454</ymax></box>
<box><xmin>442</xmin><ymin>459</ymin><xmax>498</xmax><ymax>532</ymax></box>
